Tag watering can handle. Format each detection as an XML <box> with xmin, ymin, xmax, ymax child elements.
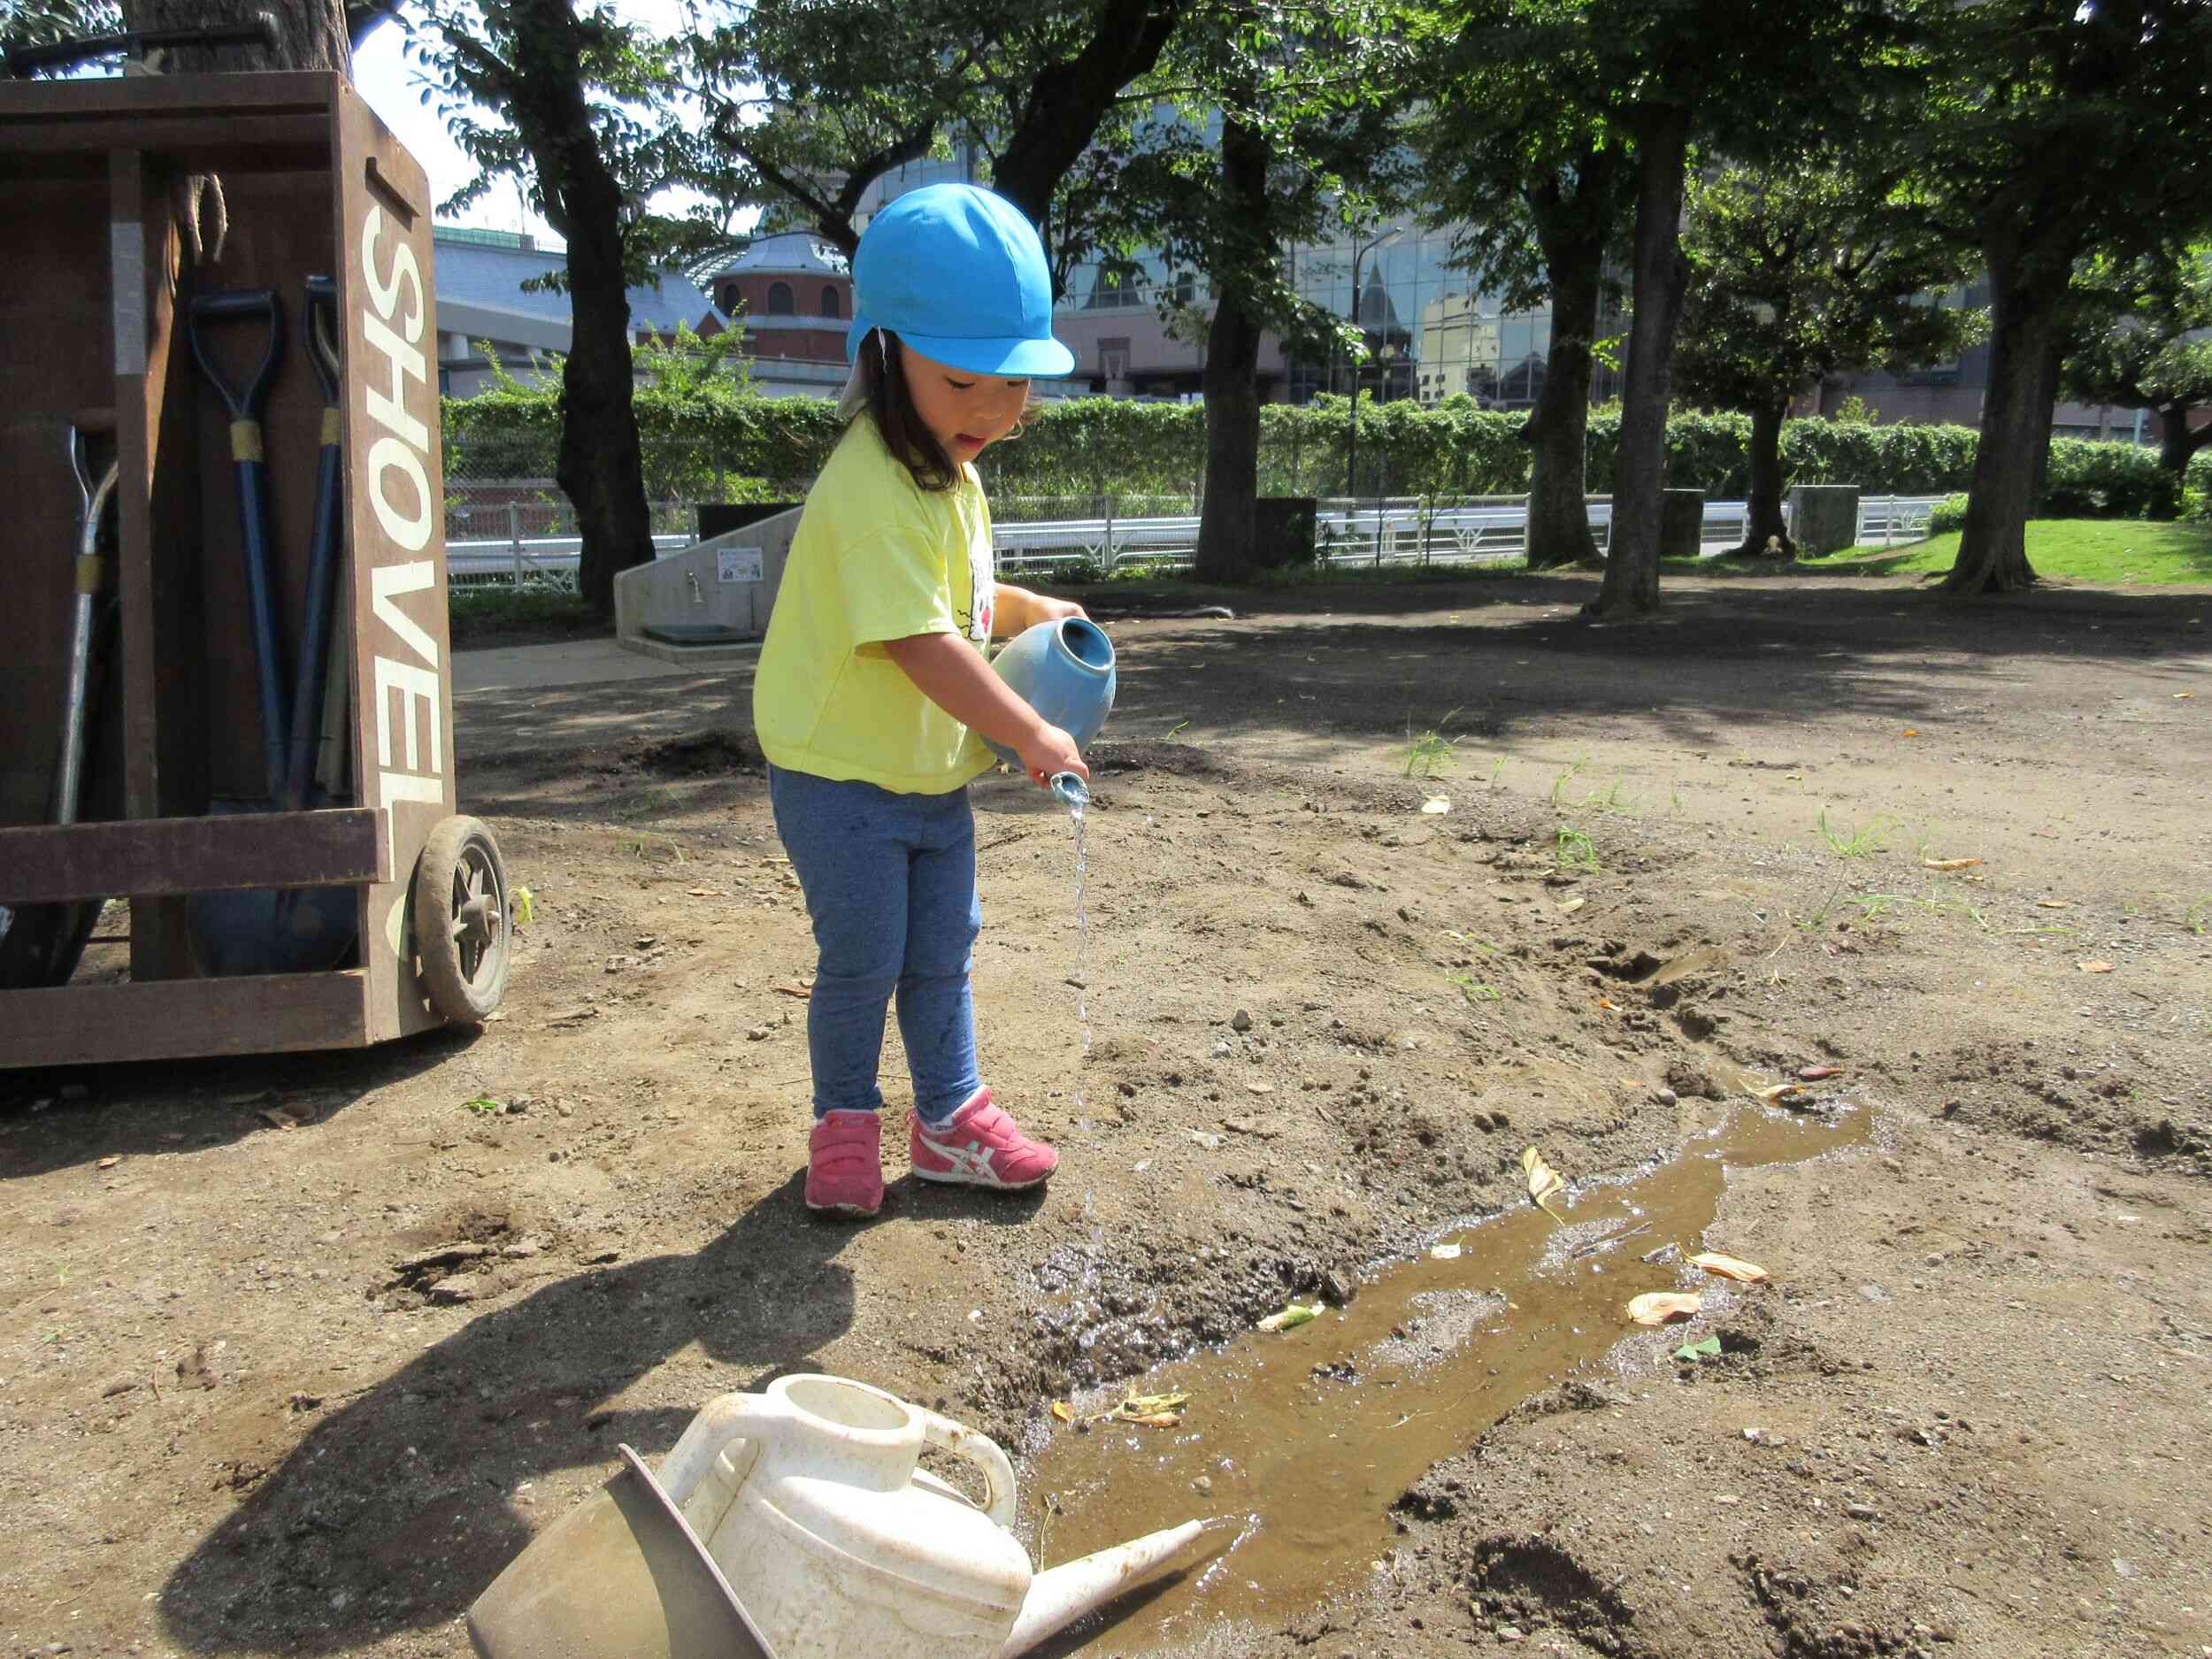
<box><xmin>657</xmin><ymin>1391</ymin><xmax>788</xmax><ymax>1509</ymax></box>
<box><xmin>918</xmin><ymin>1409</ymin><xmax>1018</xmax><ymax>1529</ymax></box>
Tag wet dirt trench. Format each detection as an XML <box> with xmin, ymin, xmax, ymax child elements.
<box><xmin>1022</xmin><ymin>1102</ymin><xmax>1875</xmax><ymax>1656</ymax></box>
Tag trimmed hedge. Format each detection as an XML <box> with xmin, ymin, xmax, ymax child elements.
<box><xmin>442</xmin><ymin>388</ymin><xmax>2184</xmax><ymax>518</ymax></box>
<box><xmin>2183</xmin><ymin>449</ymin><xmax>2212</xmax><ymax>522</ymax></box>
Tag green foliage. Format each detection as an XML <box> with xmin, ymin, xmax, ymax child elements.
<box><xmin>399</xmin><ymin>2</ymin><xmax>703</xmax><ymax>274</ymax></box>
<box><xmin>443</xmin><ymin>381</ymin><xmax>2189</xmax><ymax>516</ymax></box>
<box><xmin>2185</xmin><ymin>451</ymin><xmax>2212</xmax><ymax>523</ymax></box>
<box><xmin>1929</xmin><ymin>494</ymin><xmax>1970</xmax><ymax>536</ymax></box>
<box><xmin>1675</xmin><ymin>160</ymin><xmax>1984</xmax><ymax>420</ymax></box>
<box><xmin>2043</xmin><ymin>440</ymin><xmax>2183</xmax><ymax>521</ymax></box>
<box><xmin>2062</xmin><ymin>250</ymin><xmax>2212</xmax><ymax>442</ymax></box>
<box><xmin>0</xmin><ymin>0</ymin><xmax>120</xmax><ymax>65</ymax></box>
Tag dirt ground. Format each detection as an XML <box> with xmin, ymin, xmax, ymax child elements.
<box><xmin>4</xmin><ymin>569</ymin><xmax>2209</xmax><ymax>1659</ymax></box>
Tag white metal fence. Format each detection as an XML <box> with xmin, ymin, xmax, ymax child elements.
<box><xmin>444</xmin><ymin>491</ymin><xmax>1950</xmax><ymax>589</ymax></box>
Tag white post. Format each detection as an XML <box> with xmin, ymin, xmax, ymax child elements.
<box><xmin>1103</xmin><ymin>493</ymin><xmax>1116</xmax><ymax>573</ymax></box>
<box><xmin>509</xmin><ymin>501</ymin><xmax>525</xmax><ymax>587</ymax></box>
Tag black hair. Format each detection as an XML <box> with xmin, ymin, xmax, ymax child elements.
<box><xmin>849</xmin><ymin>327</ymin><xmax>960</xmax><ymax>493</ymax></box>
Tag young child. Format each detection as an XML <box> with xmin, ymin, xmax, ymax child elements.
<box><xmin>752</xmin><ymin>182</ymin><xmax>1093</xmax><ymax>1217</ymax></box>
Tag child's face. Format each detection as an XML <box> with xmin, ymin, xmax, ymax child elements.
<box><xmin>900</xmin><ymin>343</ymin><xmax>1030</xmax><ymax>465</ymax></box>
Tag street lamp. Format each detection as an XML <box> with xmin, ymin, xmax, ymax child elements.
<box><xmin>1342</xmin><ymin>225</ymin><xmax>1404</xmax><ymax>498</ymax></box>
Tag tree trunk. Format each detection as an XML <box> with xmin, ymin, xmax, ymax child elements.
<box><xmin>1192</xmin><ymin>117</ymin><xmax>1268</xmax><ymax>585</ymax></box>
<box><xmin>494</xmin><ymin>0</ymin><xmax>655</xmax><ymax>618</ymax></box>
<box><xmin>1736</xmin><ymin>400</ymin><xmax>1791</xmax><ymax>557</ymax></box>
<box><xmin>988</xmin><ymin>0</ymin><xmax>1184</xmax><ymax>227</ymax></box>
<box><xmin>1194</xmin><ymin>290</ymin><xmax>1263</xmax><ymax>583</ymax></box>
<box><xmin>2027</xmin><ymin>330</ymin><xmax>2063</xmax><ymax>511</ymax></box>
<box><xmin>1590</xmin><ymin>109</ymin><xmax>1690</xmax><ymax>618</ymax></box>
<box><xmin>119</xmin><ymin>0</ymin><xmax>350</xmax><ymax>73</ymax></box>
<box><xmin>2159</xmin><ymin>403</ymin><xmax>2210</xmax><ymax>472</ymax></box>
<box><xmin>560</xmin><ymin>217</ymin><xmax>656</xmax><ymax>618</ymax></box>
<box><xmin>1945</xmin><ymin>254</ymin><xmax>2059</xmax><ymax>595</ymax></box>
<box><xmin>1524</xmin><ymin>231</ymin><xmax>1602</xmax><ymax>568</ymax></box>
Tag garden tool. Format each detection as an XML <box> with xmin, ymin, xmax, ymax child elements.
<box><xmin>183</xmin><ymin>287</ymin><xmax>313</xmax><ymax>977</ymax></box>
<box><xmin>0</xmin><ymin>426</ymin><xmax>121</xmax><ymax>991</ymax></box>
<box><xmin>265</xmin><ymin>276</ymin><xmax>359</xmax><ymax>963</ymax></box>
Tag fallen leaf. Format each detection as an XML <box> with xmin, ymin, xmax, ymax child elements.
<box><xmin>1901</xmin><ymin>727</ymin><xmax>1919</xmax><ymax>737</ymax></box>
<box><xmin>1420</xmin><ymin>797</ymin><xmax>1451</xmax><ymax>815</ymax></box>
<box><xmin>1798</xmin><ymin>1064</ymin><xmax>1843</xmax><ymax>1081</ymax></box>
<box><xmin>1690</xmin><ymin>1251</ymin><xmax>1770</xmax><ymax>1283</ymax></box>
<box><xmin>1092</xmin><ymin>1391</ymin><xmax>1191</xmax><ymax>1426</ymax></box>
<box><xmin>1050</xmin><ymin>1402</ymin><xmax>1073</xmax><ymax>1423</ymax></box>
<box><xmin>686</xmin><ymin>887</ymin><xmax>726</xmax><ymax>898</ymax></box>
<box><xmin>2036</xmin><ymin>899</ymin><xmax>2070</xmax><ymax>910</ymax></box>
<box><xmin>1522</xmin><ymin>1147</ymin><xmax>1569</xmax><ymax>1224</ymax></box>
<box><xmin>1674</xmin><ymin>1334</ymin><xmax>1724</xmax><ymax>1363</ymax></box>
<box><xmin>1256</xmin><ymin>1302</ymin><xmax>1322</xmax><ymax>1333</ymax></box>
<box><xmin>2177</xmin><ymin>692</ymin><xmax>2194</xmax><ymax>700</ymax></box>
<box><xmin>97</xmin><ymin>1155</ymin><xmax>120</xmax><ymax>1169</ymax></box>
<box><xmin>773</xmin><ymin>983</ymin><xmax>813</xmax><ymax>1000</ymax></box>
<box><xmin>258</xmin><ymin>1108</ymin><xmax>298</xmax><ymax>1131</ymax></box>
<box><xmin>1748</xmin><ymin>1081</ymin><xmax>1806</xmax><ymax>1106</ymax></box>
<box><xmin>1629</xmin><ymin>1292</ymin><xmax>1703</xmax><ymax>1325</ymax></box>
<box><xmin>2078</xmin><ymin>960</ymin><xmax>2115</xmax><ymax>974</ymax></box>
<box><xmin>1557</xmin><ymin>895</ymin><xmax>1586</xmax><ymax>914</ymax></box>
<box><xmin>1923</xmin><ymin>857</ymin><xmax>1982</xmax><ymax>872</ymax></box>
<box><xmin>1118</xmin><ymin>1391</ymin><xmax>1190</xmax><ymax>1414</ymax></box>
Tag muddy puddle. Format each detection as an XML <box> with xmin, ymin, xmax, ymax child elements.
<box><xmin>1022</xmin><ymin>1101</ymin><xmax>1877</xmax><ymax>1655</ymax></box>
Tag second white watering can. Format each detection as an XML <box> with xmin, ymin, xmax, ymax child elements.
<box><xmin>659</xmin><ymin>1372</ymin><xmax>1204</xmax><ymax>1659</ymax></box>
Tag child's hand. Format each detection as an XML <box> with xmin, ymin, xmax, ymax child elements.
<box><xmin>1018</xmin><ymin>722</ymin><xmax>1088</xmax><ymax>790</ymax></box>
<box><xmin>1029</xmin><ymin>595</ymin><xmax>1088</xmax><ymax>625</ymax></box>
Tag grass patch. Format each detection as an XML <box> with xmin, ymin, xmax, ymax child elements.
<box><xmin>1403</xmin><ymin>710</ymin><xmax>1462</xmax><ymax>779</ymax></box>
<box><xmin>1800</xmin><ymin>518</ymin><xmax>2212</xmax><ymax>585</ymax></box>
<box><xmin>1817</xmin><ymin>809</ymin><xmax>1892</xmax><ymax>859</ymax></box>
<box><xmin>449</xmin><ymin>586</ymin><xmax>603</xmax><ymax>648</ymax></box>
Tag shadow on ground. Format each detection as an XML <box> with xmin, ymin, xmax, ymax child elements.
<box><xmin>156</xmin><ymin>1173</ymin><xmax>860</xmax><ymax>1652</ymax></box>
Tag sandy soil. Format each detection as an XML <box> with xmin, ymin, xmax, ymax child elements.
<box><xmin>4</xmin><ymin>568</ymin><xmax>2208</xmax><ymax>1659</ymax></box>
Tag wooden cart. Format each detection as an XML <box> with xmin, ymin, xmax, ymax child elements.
<box><xmin>0</xmin><ymin>73</ymin><xmax>510</xmax><ymax>1069</ymax></box>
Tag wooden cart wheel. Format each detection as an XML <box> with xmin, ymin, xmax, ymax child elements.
<box><xmin>412</xmin><ymin>815</ymin><xmax>511</xmax><ymax>1024</ymax></box>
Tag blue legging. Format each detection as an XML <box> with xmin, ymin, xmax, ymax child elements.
<box><xmin>767</xmin><ymin>764</ymin><xmax>983</xmax><ymax>1124</ymax></box>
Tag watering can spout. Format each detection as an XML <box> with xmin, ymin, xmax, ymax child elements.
<box><xmin>990</xmin><ymin>1519</ymin><xmax>1208</xmax><ymax>1659</ymax></box>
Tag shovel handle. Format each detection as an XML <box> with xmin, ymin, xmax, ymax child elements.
<box><xmin>285</xmin><ymin>278</ymin><xmax>345</xmax><ymax>809</ymax></box>
<box><xmin>188</xmin><ymin>288</ymin><xmax>288</xmax><ymax>803</ymax></box>
<box><xmin>187</xmin><ymin>288</ymin><xmax>282</xmax><ymax>426</ymax></box>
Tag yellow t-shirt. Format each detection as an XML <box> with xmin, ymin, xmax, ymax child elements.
<box><xmin>752</xmin><ymin>417</ymin><xmax>998</xmax><ymax>793</ymax></box>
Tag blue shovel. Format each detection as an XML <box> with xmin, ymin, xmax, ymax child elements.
<box><xmin>183</xmin><ymin>288</ymin><xmax>352</xmax><ymax>976</ymax></box>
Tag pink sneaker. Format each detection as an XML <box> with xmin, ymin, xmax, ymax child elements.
<box><xmin>910</xmin><ymin>1088</ymin><xmax>1058</xmax><ymax>1190</ymax></box>
<box><xmin>805</xmin><ymin>1110</ymin><xmax>884</xmax><ymax>1216</ymax></box>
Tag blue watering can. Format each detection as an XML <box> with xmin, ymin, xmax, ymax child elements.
<box><xmin>982</xmin><ymin>617</ymin><xmax>1117</xmax><ymax>768</ymax></box>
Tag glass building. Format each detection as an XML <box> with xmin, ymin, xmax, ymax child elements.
<box><xmin>1056</xmin><ymin>226</ymin><xmax>1620</xmax><ymax>409</ymax></box>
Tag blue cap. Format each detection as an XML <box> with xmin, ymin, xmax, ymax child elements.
<box><xmin>845</xmin><ymin>183</ymin><xmax>1074</xmax><ymax>379</ymax></box>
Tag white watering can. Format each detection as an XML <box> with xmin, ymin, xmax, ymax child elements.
<box><xmin>467</xmin><ymin>1373</ymin><xmax>1206</xmax><ymax>1659</ymax></box>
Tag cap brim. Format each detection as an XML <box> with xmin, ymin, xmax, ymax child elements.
<box><xmin>850</xmin><ymin>314</ymin><xmax>1071</xmax><ymax>379</ymax></box>
<box><xmin>900</xmin><ymin>331</ymin><xmax>1075</xmax><ymax>379</ymax></box>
